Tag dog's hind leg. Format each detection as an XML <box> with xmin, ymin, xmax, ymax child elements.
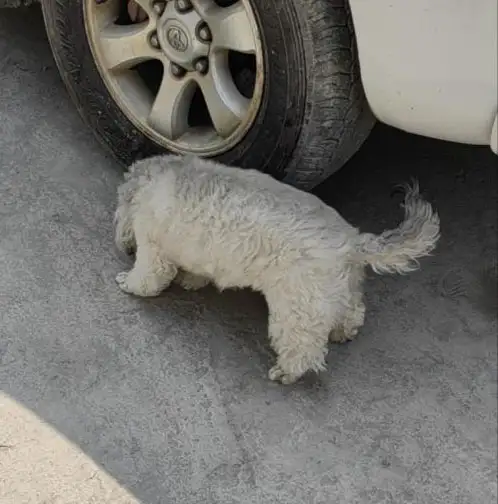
<box><xmin>174</xmin><ymin>270</ymin><xmax>210</xmax><ymax>291</ymax></box>
<box><xmin>266</xmin><ymin>291</ymin><xmax>335</xmax><ymax>384</ymax></box>
<box><xmin>330</xmin><ymin>266</ymin><xmax>366</xmax><ymax>343</ymax></box>
<box><xmin>116</xmin><ymin>239</ymin><xmax>177</xmax><ymax>297</ymax></box>
<box><xmin>329</xmin><ymin>298</ymin><xmax>365</xmax><ymax>343</ymax></box>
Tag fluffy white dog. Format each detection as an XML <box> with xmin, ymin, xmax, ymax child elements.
<box><xmin>114</xmin><ymin>155</ymin><xmax>440</xmax><ymax>384</ymax></box>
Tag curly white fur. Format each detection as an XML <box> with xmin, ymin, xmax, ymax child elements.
<box><xmin>114</xmin><ymin>155</ymin><xmax>440</xmax><ymax>384</ymax></box>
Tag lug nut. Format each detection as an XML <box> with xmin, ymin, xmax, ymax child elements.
<box><xmin>170</xmin><ymin>62</ymin><xmax>187</xmax><ymax>78</ymax></box>
<box><xmin>194</xmin><ymin>57</ymin><xmax>209</xmax><ymax>75</ymax></box>
<box><xmin>175</xmin><ymin>0</ymin><xmax>192</xmax><ymax>13</ymax></box>
<box><xmin>196</xmin><ymin>22</ymin><xmax>212</xmax><ymax>43</ymax></box>
<box><xmin>152</xmin><ymin>0</ymin><xmax>166</xmax><ymax>16</ymax></box>
<box><xmin>149</xmin><ymin>31</ymin><xmax>160</xmax><ymax>49</ymax></box>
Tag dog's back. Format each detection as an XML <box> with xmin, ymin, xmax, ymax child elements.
<box><xmin>117</xmin><ymin>155</ymin><xmax>357</xmax><ymax>290</ymax></box>
<box><xmin>117</xmin><ymin>155</ymin><xmax>439</xmax><ymax>285</ymax></box>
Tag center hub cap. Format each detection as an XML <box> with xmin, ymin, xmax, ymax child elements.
<box><xmin>156</xmin><ymin>4</ymin><xmax>210</xmax><ymax>71</ymax></box>
<box><xmin>166</xmin><ymin>25</ymin><xmax>189</xmax><ymax>52</ymax></box>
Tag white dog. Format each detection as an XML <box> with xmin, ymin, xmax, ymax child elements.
<box><xmin>114</xmin><ymin>155</ymin><xmax>440</xmax><ymax>384</ymax></box>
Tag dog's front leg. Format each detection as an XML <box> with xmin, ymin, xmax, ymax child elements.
<box><xmin>116</xmin><ymin>241</ymin><xmax>177</xmax><ymax>297</ymax></box>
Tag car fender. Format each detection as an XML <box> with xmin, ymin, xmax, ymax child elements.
<box><xmin>348</xmin><ymin>0</ymin><xmax>497</xmax><ymax>150</ymax></box>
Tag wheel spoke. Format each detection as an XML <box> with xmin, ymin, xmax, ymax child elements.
<box><xmin>148</xmin><ymin>72</ymin><xmax>196</xmax><ymax>140</ymax></box>
<box><xmin>131</xmin><ymin>0</ymin><xmax>155</xmax><ymax>17</ymax></box>
<box><xmin>195</xmin><ymin>0</ymin><xmax>256</xmax><ymax>54</ymax></box>
<box><xmin>192</xmin><ymin>0</ymin><xmax>218</xmax><ymax>18</ymax></box>
<box><xmin>92</xmin><ymin>0</ymin><xmax>120</xmax><ymax>28</ymax></box>
<box><xmin>197</xmin><ymin>55</ymin><xmax>249</xmax><ymax>137</ymax></box>
<box><xmin>99</xmin><ymin>24</ymin><xmax>159</xmax><ymax>71</ymax></box>
<box><xmin>93</xmin><ymin>0</ymin><xmax>153</xmax><ymax>24</ymax></box>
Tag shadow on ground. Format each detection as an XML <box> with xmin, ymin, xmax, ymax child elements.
<box><xmin>0</xmin><ymin>6</ymin><xmax>496</xmax><ymax>504</ymax></box>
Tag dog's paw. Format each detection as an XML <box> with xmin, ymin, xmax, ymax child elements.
<box><xmin>116</xmin><ymin>271</ymin><xmax>133</xmax><ymax>293</ymax></box>
<box><xmin>116</xmin><ymin>271</ymin><xmax>145</xmax><ymax>296</ymax></box>
<box><xmin>329</xmin><ymin>327</ymin><xmax>358</xmax><ymax>344</ymax></box>
<box><xmin>116</xmin><ymin>270</ymin><xmax>169</xmax><ymax>297</ymax></box>
<box><xmin>268</xmin><ymin>365</ymin><xmax>299</xmax><ymax>385</ymax></box>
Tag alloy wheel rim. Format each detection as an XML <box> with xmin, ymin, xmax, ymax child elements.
<box><xmin>84</xmin><ymin>0</ymin><xmax>264</xmax><ymax>156</ymax></box>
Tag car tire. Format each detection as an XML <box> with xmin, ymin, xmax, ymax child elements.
<box><xmin>41</xmin><ymin>0</ymin><xmax>375</xmax><ymax>189</ymax></box>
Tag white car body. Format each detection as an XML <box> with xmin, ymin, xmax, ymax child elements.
<box><xmin>4</xmin><ymin>0</ymin><xmax>497</xmax><ymax>153</ymax></box>
<box><xmin>349</xmin><ymin>0</ymin><xmax>498</xmax><ymax>153</ymax></box>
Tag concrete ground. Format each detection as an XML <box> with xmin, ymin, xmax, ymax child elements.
<box><xmin>0</xmin><ymin>6</ymin><xmax>496</xmax><ymax>504</ymax></box>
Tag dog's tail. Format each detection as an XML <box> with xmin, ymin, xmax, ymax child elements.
<box><xmin>355</xmin><ymin>181</ymin><xmax>440</xmax><ymax>275</ymax></box>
